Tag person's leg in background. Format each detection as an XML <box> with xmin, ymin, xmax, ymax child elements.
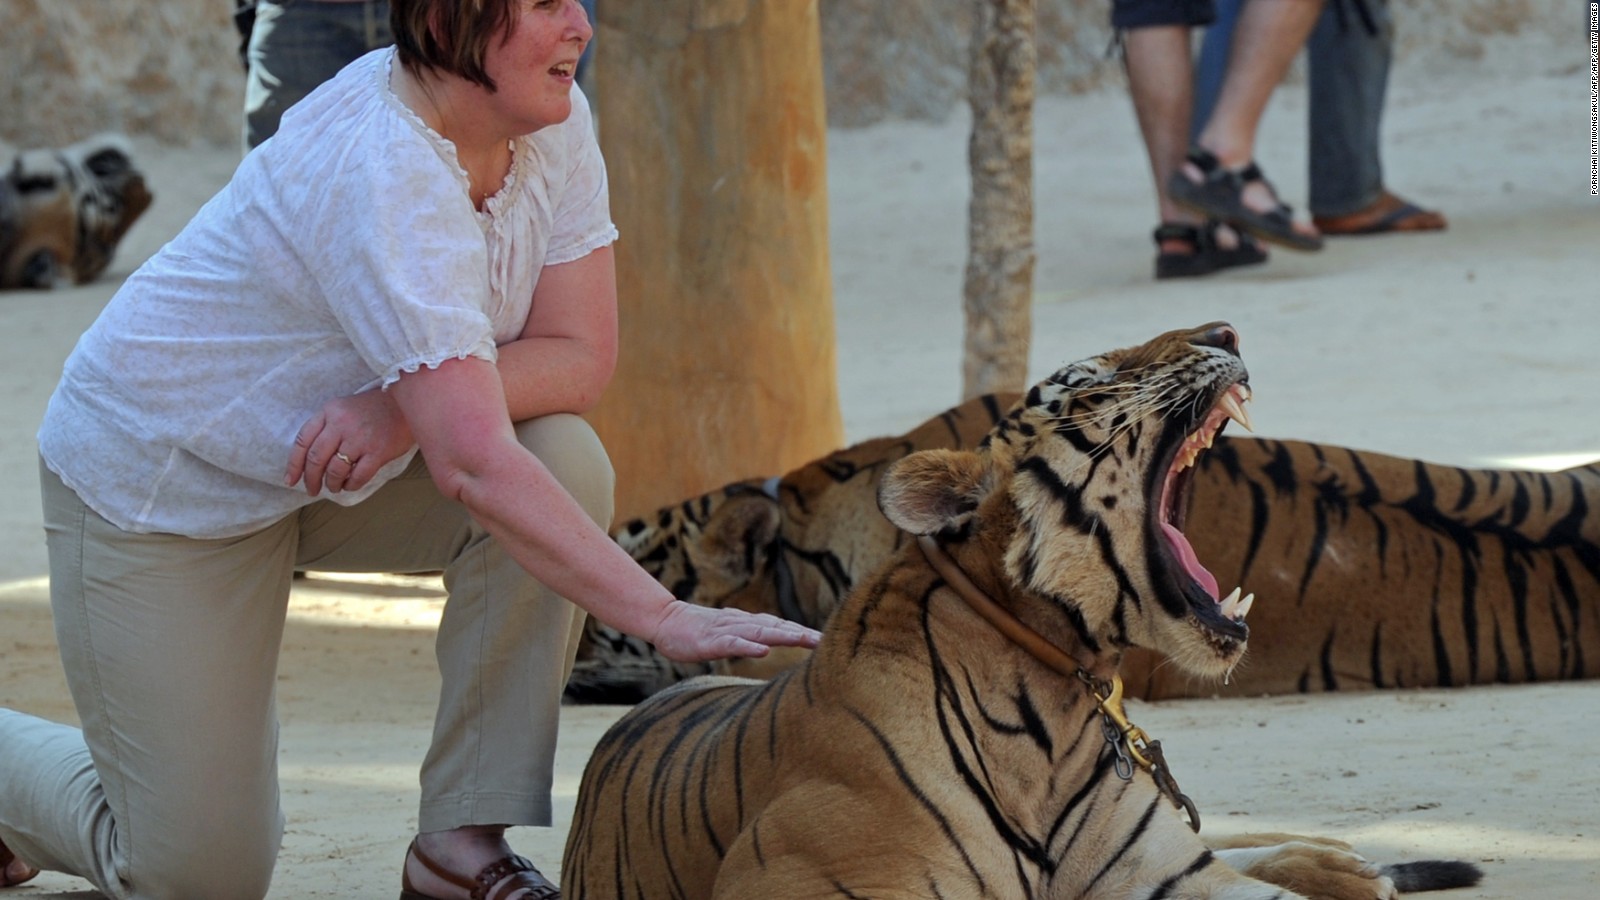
<box><xmin>1192</xmin><ymin>0</ymin><xmax>1324</xmax><ymax>177</ymax></box>
<box><xmin>1194</xmin><ymin>0</ymin><xmax>1444</xmax><ymax>235</ymax></box>
<box><xmin>1118</xmin><ymin>0</ymin><xmax>1267</xmax><ymax>278</ymax></box>
<box><xmin>1305</xmin><ymin>0</ymin><xmax>1446</xmax><ymax>233</ymax></box>
<box><xmin>1304</xmin><ymin>0</ymin><xmax>1386</xmax><ymax>217</ymax></box>
<box><xmin>1190</xmin><ymin>0</ymin><xmax>1242</xmax><ymax>142</ymax></box>
<box><xmin>0</xmin><ymin>461</ymin><xmax>295</xmax><ymax>899</ymax></box>
<box><xmin>1173</xmin><ymin>0</ymin><xmax>1326</xmax><ymax>249</ymax></box>
<box><xmin>243</xmin><ymin>0</ymin><xmax>394</xmax><ymax>151</ymax></box>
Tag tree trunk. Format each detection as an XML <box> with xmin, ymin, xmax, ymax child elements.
<box><xmin>961</xmin><ymin>0</ymin><xmax>1036</xmax><ymax>400</ymax></box>
<box><xmin>585</xmin><ymin>0</ymin><xmax>843</xmax><ymax>523</ymax></box>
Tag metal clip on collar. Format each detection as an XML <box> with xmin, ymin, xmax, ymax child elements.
<box><xmin>1082</xmin><ymin>672</ymin><xmax>1201</xmax><ymax>833</ymax></box>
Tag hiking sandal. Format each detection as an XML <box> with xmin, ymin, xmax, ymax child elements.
<box><xmin>1168</xmin><ymin>148</ymin><xmax>1323</xmax><ymax>252</ymax></box>
<box><xmin>1153</xmin><ymin>220</ymin><xmax>1268</xmax><ymax>280</ymax></box>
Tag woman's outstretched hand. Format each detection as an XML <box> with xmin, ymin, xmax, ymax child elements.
<box><xmin>648</xmin><ymin>602</ymin><xmax>822</xmax><ymax>664</ymax></box>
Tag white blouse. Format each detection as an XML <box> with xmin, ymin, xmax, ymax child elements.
<box><xmin>38</xmin><ymin>47</ymin><xmax>617</xmax><ymax>538</ymax></box>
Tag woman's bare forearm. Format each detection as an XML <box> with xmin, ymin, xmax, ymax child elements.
<box><xmin>496</xmin><ymin>335</ymin><xmax>614</xmax><ymax>420</ymax></box>
<box><xmin>388</xmin><ymin>356</ymin><xmax>821</xmax><ymax>661</ymax></box>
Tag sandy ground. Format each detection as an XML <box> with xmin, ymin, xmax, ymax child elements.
<box><xmin>3</xmin><ymin>40</ymin><xmax>1599</xmax><ymax>900</ymax></box>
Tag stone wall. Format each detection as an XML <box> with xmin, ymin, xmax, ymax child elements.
<box><xmin>818</xmin><ymin>0</ymin><xmax>1120</xmax><ymax>128</ymax></box>
<box><xmin>0</xmin><ymin>0</ymin><xmax>243</xmax><ymax>149</ymax></box>
<box><xmin>816</xmin><ymin>0</ymin><xmax>1577</xmax><ymax>129</ymax></box>
<box><xmin>0</xmin><ymin>0</ymin><xmax>1576</xmax><ymax>150</ymax></box>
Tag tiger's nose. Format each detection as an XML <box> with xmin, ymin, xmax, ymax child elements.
<box><xmin>1195</xmin><ymin>323</ymin><xmax>1240</xmax><ymax>357</ymax></box>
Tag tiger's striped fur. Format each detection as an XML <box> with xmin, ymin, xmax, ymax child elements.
<box><xmin>566</xmin><ymin>394</ymin><xmax>1011</xmax><ymax>703</ymax></box>
<box><xmin>569</xmin><ymin>397</ymin><xmax>1600</xmax><ymax>703</ymax></box>
<box><xmin>563</xmin><ymin>323</ymin><xmax>1479</xmax><ymax>899</ymax></box>
<box><xmin>1137</xmin><ymin>437</ymin><xmax>1600</xmax><ymax>697</ymax></box>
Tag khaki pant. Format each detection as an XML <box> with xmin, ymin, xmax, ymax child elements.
<box><xmin>0</xmin><ymin>414</ymin><xmax>612</xmax><ymax>900</ymax></box>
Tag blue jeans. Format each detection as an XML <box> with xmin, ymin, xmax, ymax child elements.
<box><xmin>243</xmin><ymin>0</ymin><xmax>393</xmax><ymax>151</ymax></box>
<box><xmin>1193</xmin><ymin>0</ymin><xmax>1392</xmax><ymax>216</ymax></box>
<box><xmin>575</xmin><ymin>0</ymin><xmax>598</xmax><ymax>98</ymax></box>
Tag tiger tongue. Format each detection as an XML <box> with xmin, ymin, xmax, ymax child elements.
<box><xmin>1160</xmin><ymin>521</ymin><xmax>1220</xmax><ymax>600</ymax></box>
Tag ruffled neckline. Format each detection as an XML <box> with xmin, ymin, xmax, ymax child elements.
<box><xmin>376</xmin><ymin>48</ymin><xmax>527</xmax><ymax>221</ymax></box>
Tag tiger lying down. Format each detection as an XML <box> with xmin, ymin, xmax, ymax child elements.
<box><xmin>564</xmin><ymin>323</ymin><xmax>1481</xmax><ymax>899</ymax></box>
<box><xmin>570</xmin><ymin>356</ymin><xmax>1600</xmax><ymax>704</ymax></box>
<box><xmin>0</xmin><ymin>133</ymin><xmax>152</xmax><ymax>289</ymax></box>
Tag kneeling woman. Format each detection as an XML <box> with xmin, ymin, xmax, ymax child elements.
<box><xmin>0</xmin><ymin>1</ymin><xmax>818</xmax><ymax>897</ymax></box>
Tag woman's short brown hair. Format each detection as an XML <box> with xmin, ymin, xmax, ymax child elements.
<box><xmin>390</xmin><ymin>0</ymin><xmax>516</xmax><ymax>92</ymax></box>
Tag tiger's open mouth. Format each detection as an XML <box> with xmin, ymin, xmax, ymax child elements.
<box><xmin>1152</xmin><ymin>380</ymin><xmax>1254</xmax><ymax>646</ymax></box>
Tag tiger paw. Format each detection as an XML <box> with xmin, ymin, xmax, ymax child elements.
<box><xmin>1209</xmin><ymin>832</ymin><xmax>1482</xmax><ymax>900</ymax></box>
<box><xmin>1210</xmin><ymin>834</ymin><xmax>1394</xmax><ymax>900</ymax></box>
<box><xmin>0</xmin><ymin>133</ymin><xmax>151</xmax><ymax>290</ymax></box>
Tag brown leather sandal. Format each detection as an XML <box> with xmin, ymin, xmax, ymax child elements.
<box><xmin>400</xmin><ymin>838</ymin><xmax>559</xmax><ymax>900</ymax></box>
<box><xmin>0</xmin><ymin>837</ymin><xmax>41</xmax><ymax>889</ymax></box>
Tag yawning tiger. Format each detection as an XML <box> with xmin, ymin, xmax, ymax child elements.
<box><xmin>563</xmin><ymin>323</ymin><xmax>1481</xmax><ymax>899</ymax></box>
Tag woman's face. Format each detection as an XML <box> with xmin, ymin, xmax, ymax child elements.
<box><xmin>481</xmin><ymin>0</ymin><xmax>593</xmax><ymax>133</ymax></box>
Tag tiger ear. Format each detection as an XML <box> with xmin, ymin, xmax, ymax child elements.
<box><xmin>698</xmin><ymin>493</ymin><xmax>783</xmax><ymax>577</ymax></box>
<box><xmin>878</xmin><ymin>449</ymin><xmax>989</xmax><ymax>536</ymax></box>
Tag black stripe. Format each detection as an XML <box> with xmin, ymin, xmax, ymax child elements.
<box><xmin>1505</xmin><ymin>552</ymin><xmax>1536</xmax><ymax>681</ymax></box>
<box><xmin>691</xmin><ymin>687</ymin><xmax>764</xmax><ymax>859</ymax></box>
<box><xmin>1429</xmin><ymin>588</ymin><xmax>1455</xmax><ymax>687</ymax></box>
<box><xmin>1347</xmin><ymin>450</ymin><xmax>1390</xmax><ymax>574</ymax></box>
<box><xmin>1016</xmin><ymin>457</ymin><xmax>1149</xmax><ymax>622</ymax></box>
<box><xmin>1319</xmin><ymin>627</ymin><xmax>1338</xmax><ymax>691</ymax></box>
<box><xmin>1550</xmin><ymin>556</ymin><xmax>1584</xmax><ymax>677</ymax></box>
<box><xmin>1452</xmin><ymin>466</ymin><xmax>1477</xmax><ymax>512</ymax></box>
<box><xmin>1460</xmin><ymin>546</ymin><xmax>1481</xmax><ymax>681</ymax></box>
<box><xmin>1508</xmin><ymin>476</ymin><xmax>1531</xmax><ymax>528</ymax></box>
<box><xmin>1083</xmin><ymin>795</ymin><xmax>1163</xmax><ymax>894</ymax></box>
<box><xmin>1261</xmin><ymin>439</ymin><xmax>1297</xmax><ymax>494</ymax></box>
<box><xmin>1545</xmin><ymin>578</ymin><xmax>1574</xmax><ymax>678</ymax></box>
<box><xmin>844</xmin><ymin>706</ymin><xmax>989</xmax><ymax>889</ymax></box>
<box><xmin>1298</xmin><ymin>494</ymin><xmax>1330</xmax><ymax>602</ymax></box>
<box><xmin>981</xmin><ymin>392</ymin><xmax>1005</xmax><ymax>425</ymax></box>
<box><xmin>1241</xmin><ymin>472</ymin><xmax>1271</xmax><ymax>582</ymax></box>
<box><xmin>1370</xmin><ymin>622</ymin><xmax>1387</xmax><ymax>689</ymax></box>
<box><xmin>645</xmin><ymin>692</ymin><xmax>745</xmax><ymax>891</ymax></box>
<box><xmin>851</xmin><ymin>576</ymin><xmax>911</xmax><ymax>658</ymax></box>
<box><xmin>782</xmin><ymin>542</ymin><xmax>854</xmax><ymax>620</ymax></box>
<box><xmin>764</xmin><ymin>669</ymin><xmax>791</xmax><ymax>760</ymax></box>
<box><xmin>1046</xmin><ymin>739</ymin><xmax>1118</xmax><ymax>848</ymax></box>
<box><xmin>1426</xmin><ymin>540</ymin><xmax>1455</xmax><ymax>687</ymax></box>
<box><xmin>1145</xmin><ymin>850</ymin><xmax>1217</xmax><ymax>899</ymax></box>
<box><xmin>923</xmin><ymin>604</ymin><xmax>1054</xmax><ymax>872</ymax></box>
<box><xmin>1013</xmin><ymin>678</ymin><xmax>1055</xmax><ymax>758</ymax></box>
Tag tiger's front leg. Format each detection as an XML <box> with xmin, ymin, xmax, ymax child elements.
<box><xmin>1208</xmin><ymin>833</ymin><xmax>1398</xmax><ymax>900</ymax></box>
<box><xmin>710</xmin><ymin>803</ymin><xmax>1320</xmax><ymax>900</ymax></box>
<box><xmin>709</xmin><ymin>786</ymin><xmax>981</xmax><ymax>900</ymax></box>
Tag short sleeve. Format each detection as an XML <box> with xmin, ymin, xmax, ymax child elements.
<box><xmin>283</xmin><ymin>125</ymin><xmax>501</xmax><ymax>388</ymax></box>
<box><xmin>544</xmin><ymin>87</ymin><xmax>619</xmax><ymax>266</ymax></box>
